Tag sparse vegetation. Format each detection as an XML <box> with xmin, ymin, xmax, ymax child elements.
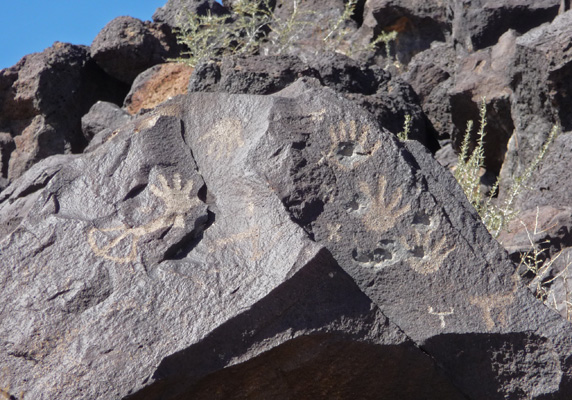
<box><xmin>517</xmin><ymin>208</ymin><xmax>572</xmax><ymax>320</ymax></box>
<box><xmin>172</xmin><ymin>0</ymin><xmax>399</xmax><ymax>67</ymax></box>
<box><xmin>453</xmin><ymin>98</ymin><xmax>566</xmax><ymax>316</ymax></box>
<box><xmin>397</xmin><ymin>114</ymin><xmax>412</xmax><ymax>141</ymax></box>
<box><xmin>454</xmin><ymin>98</ymin><xmax>558</xmax><ymax>238</ymax></box>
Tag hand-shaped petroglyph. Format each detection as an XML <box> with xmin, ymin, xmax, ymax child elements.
<box><xmin>359</xmin><ymin>176</ymin><xmax>411</xmax><ymax>235</ymax></box>
<box><xmin>199</xmin><ymin>118</ymin><xmax>244</xmax><ymax>160</ymax></box>
<box><xmin>428</xmin><ymin>306</ymin><xmax>454</xmax><ymax>328</ymax></box>
<box><xmin>470</xmin><ymin>273</ymin><xmax>520</xmax><ymax>331</ymax></box>
<box><xmin>402</xmin><ymin>227</ymin><xmax>455</xmax><ymax>275</ymax></box>
<box><xmin>88</xmin><ymin>173</ymin><xmax>202</xmax><ymax>263</ymax></box>
<box><xmin>320</xmin><ymin>120</ymin><xmax>381</xmax><ymax>170</ymax></box>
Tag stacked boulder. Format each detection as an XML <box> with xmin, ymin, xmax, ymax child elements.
<box><xmin>2</xmin><ymin>0</ymin><xmax>572</xmax><ymax>399</ymax></box>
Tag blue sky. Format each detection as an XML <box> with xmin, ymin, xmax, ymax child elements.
<box><xmin>1</xmin><ymin>1</ymin><xmax>220</xmax><ymax>70</ymax></box>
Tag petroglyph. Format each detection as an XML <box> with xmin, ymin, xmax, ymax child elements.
<box><xmin>199</xmin><ymin>118</ymin><xmax>244</xmax><ymax>160</ymax></box>
<box><xmin>359</xmin><ymin>176</ymin><xmax>411</xmax><ymax>235</ymax></box>
<box><xmin>326</xmin><ymin>223</ymin><xmax>342</xmax><ymax>242</ymax></box>
<box><xmin>470</xmin><ymin>273</ymin><xmax>520</xmax><ymax>331</ymax></box>
<box><xmin>309</xmin><ymin>108</ymin><xmax>326</xmax><ymax>122</ymax></box>
<box><xmin>402</xmin><ymin>225</ymin><xmax>455</xmax><ymax>275</ymax></box>
<box><xmin>210</xmin><ymin>224</ymin><xmax>285</xmax><ymax>262</ymax></box>
<box><xmin>88</xmin><ymin>173</ymin><xmax>202</xmax><ymax>263</ymax></box>
<box><xmin>320</xmin><ymin>120</ymin><xmax>381</xmax><ymax>169</ymax></box>
<box><xmin>428</xmin><ymin>306</ymin><xmax>454</xmax><ymax>328</ymax></box>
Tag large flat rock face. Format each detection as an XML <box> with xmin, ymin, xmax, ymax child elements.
<box><xmin>182</xmin><ymin>82</ymin><xmax>572</xmax><ymax>399</ymax></box>
<box><xmin>0</xmin><ymin>91</ymin><xmax>465</xmax><ymax>399</ymax></box>
<box><xmin>2</xmin><ymin>78</ymin><xmax>572</xmax><ymax>399</ymax></box>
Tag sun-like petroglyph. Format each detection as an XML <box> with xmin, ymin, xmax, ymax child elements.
<box><xmin>428</xmin><ymin>306</ymin><xmax>454</xmax><ymax>328</ymax></box>
<box><xmin>319</xmin><ymin>120</ymin><xmax>382</xmax><ymax>170</ymax></box>
<box><xmin>359</xmin><ymin>176</ymin><xmax>411</xmax><ymax>235</ymax></box>
<box><xmin>88</xmin><ymin>173</ymin><xmax>202</xmax><ymax>263</ymax></box>
<box><xmin>199</xmin><ymin>118</ymin><xmax>244</xmax><ymax>161</ymax></box>
<box><xmin>470</xmin><ymin>273</ymin><xmax>520</xmax><ymax>331</ymax></box>
<box><xmin>402</xmin><ymin>225</ymin><xmax>455</xmax><ymax>275</ymax></box>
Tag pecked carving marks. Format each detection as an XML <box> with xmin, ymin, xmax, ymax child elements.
<box><xmin>199</xmin><ymin>118</ymin><xmax>244</xmax><ymax>161</ymax></box>
<box><xmin>349</xmin><ymin>193</ymin><xmax>455</xmax><ymax>275</ymax></box>
<box><xmin>319</xmin><ymin>120</ymin><xmax>382</xmax><ymax>170</ymax></box>
<box><xmin>470</xmin><ymin>273</ymin><xmax>520</xmax><ymax>331</ymax></box>
<box><xmin>358</xmin><ymin>176</ymin><xmax>411</xmax><ymax>235</ymax></box>
<box><xmin>88</xmin><ymin>173</ymin><xmax>203</xmax><ymax>263</ymax></box>
<box><xmin>402</xmin><ymin>221</ymin><xmax>455</xmax><ymax>275</ymax></box>
<box><xmin>212</xmin><ymin>226</ymin><xmax>284</xmax><ymax>263</ymax></box>
<box><xmin>428</xmin><ymin>306</ymin><xmax>454</xmax><ymax>329</ymax></box>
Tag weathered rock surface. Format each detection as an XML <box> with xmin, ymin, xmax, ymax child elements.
<box><xmin>450</xmin><ymin>0</ymin><xmax>560</xmax><ymax>51</ymax></box>
<box><xmin>403</xmin><ymin>42</ymin><xmax>458</xmax><ymax>141</ymax></box>
<box><xmin>91</xmin><ymin>16</ymin><xmax>180</xmax><ymax>84</ymax></box>
<box><xmin>189</xmin><ymin>53</ymin><xmax>439</xmax><ymax>150</ymax></box>
<box><xmin>514</xmin><ymin>132</ymin><xmax>572</xmax><ymax>212</ymax></box>
<box><xmin>500</xmin><ymin>11</ymin><xmax>572</xmax><ymax>195</ymax></box>
<box><xmin>199</xmin><ymin>79</ymin><xmax>572</xmax><ymax>399</ymax></box>
<box><xmin>449</xmin><ymin>30</ymin><xmax>518</xmax><ymax>174</ymax></box>
<box><xmin>265</xmin><ymin>0</ymin><xmax>359</xmax><ymax>58</ymax></box>
<box><xmin>4</xmin><ymin>0</ymin><xmax>572</xmax><ymax>398</ymax></box>
<box><xmin>0</xmin><ymin>91</ymin><xmax>467</xmax><ymax>400</ymax></box>
<box><xmin>0</xmin><ymin>42</ymin><xmax>128</xmax><ymax>182</ymax></box>
<box><xmin>82</xmin><ymin>101</ymin><xmax>132</xmax><ymax>142</ymax></box>
<box><xmin>354</xmin><ymin>0</ymin><xmax>451</xmax><ymax>65</ymax></box>
<box><xmin>124</xmin><ymin>63</ymin><xmax>194</xmax><ymax>115</ymax></box>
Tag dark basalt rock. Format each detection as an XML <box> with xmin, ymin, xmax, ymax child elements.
<box><xmin>353</xmin><ymin>0</ymin><xmax>451</xmax><ymax>65</ymax></box>
<box><xmin>189</xmin><ymin>53</ymin><xmax>439</xmax><ymax>151</ymax></box>
<box><xmin>451</xmin><ymin>0</ymin><xmax>560</xmax><ymax>52</ymax></box>
<box><xmin>0</xmin><ymin>42</ymin><xmax>128</xmax><ymax>182</ymax></box>
<box><xmin>5</xmin><ymin>0</ymin><xmax>572</xmax><ymax>398</ymax></box>
<box><xmin>0</xmin><ymin>92</ymin><xmax>465</xmax><ymax>400</ymax></box>
<box><xmin>81</xmin><ymin>101</ymin><xmax>132</xmax><ymax>142</ymax></box>
<box><xmin>182</xmin><ymin>81</ymin><xmax>572</xmax><ymax>399</ymax></box>
<box><xmin>91</xmin><ymin>16</ymin><xmax>180</xmax><ymax>84</ymax></box>
<box><xmin>123</xmin><ymin>63</ymin><xmax>194</xmax><ymax>115</ymax></box>
<box><xmin>448</xmin><ymin>30</ymin><xmax>518</xmax><ymax>175</ymax></box>
<box><xmin>500</xmin><ymin>10</ymin><xmax>572</xmax><ymax>196</ymax></box>
<box><xmin>514</xmin><ymin>132</ymin><xmax>572</xmax><ymax>212</ymax></box>
<box><xmin>403</xmin><ymin>42</ymin><xmax>457</xmax><ymax>141</ymax></box>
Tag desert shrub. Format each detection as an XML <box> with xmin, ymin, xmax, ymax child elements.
<box><xmin>397</xmin><ymin>114</ymin><xmax>412</xmax><ymax>141</ymax></box>
<box><xmin>172</xmin><ymin>0</ymin><xmax>273</xmax><ymax>67</ymax></box>
<box><xmin>453</xmin><ymin>99</ymin><xmax>564</xmax><ymax>314</ymax></box>
<box><xmin>454</xmin><ymin>99</ymin><xmax>558</xmax><ymax>238</ymax></box>
<box><xmin>172</xmin><ymin>0</ymin><xmax>398</xmax><ymax>66</ymax></box>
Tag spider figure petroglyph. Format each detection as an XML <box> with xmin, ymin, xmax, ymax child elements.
<box><xmin>88</xmin><ymin>173</ymin><xmax>202</xmax><ymax>263</ymax></box>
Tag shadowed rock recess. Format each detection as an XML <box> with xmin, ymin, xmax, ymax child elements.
<box><xmin>3</xmin><ymin>1</ymin><xmax>572</xmax><ymax>399</ymax></box>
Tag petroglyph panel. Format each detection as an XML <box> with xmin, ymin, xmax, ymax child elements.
<box><xmin>88</xmin><ymin>173</ymin><xmax>202</xmax><ymax>263</ymax></box>
<box><xmin>349</xmin><ymin>197</ymin><xmax>454</xmax><ymax>274</ymax></box>
<box><xmin>320</xmin><ymin>120</ymin><xmax>381</xmax><ymax>170</ymax></box>
<box><xmin>470</xmin><ymin>273</ymin><xmax>520</xmax><ymax>331</ymax></box>
<box><xmin>199</xmin><ymin>118</ymin><xmax>244</xmax><ymax>161</ymax></box>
